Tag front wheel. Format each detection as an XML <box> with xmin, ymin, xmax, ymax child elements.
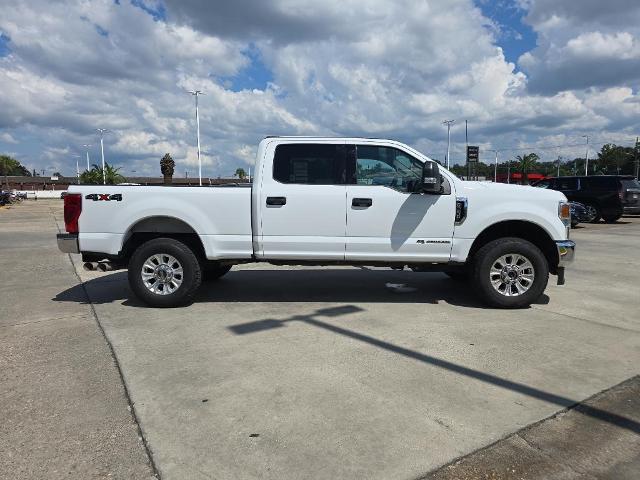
<box><xmin>472</xmin><ymin>238</ymin><xmax>549</xmax><ymax>308</ymax></box>
<box><xmin>583</xmin><ymin>203</ymin><xmax>601</xmax><ymax>223</ymax></box>
<box><xmin>128</xmin><ymin>237</ymin><xmax>202</xmax><ymax>307</ymax></box>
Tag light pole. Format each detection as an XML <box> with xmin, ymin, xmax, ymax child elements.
<box><xmin>582</xmin><ymin>135</ymin><xmax>590</xmax><ymax>176</ymax></box>
<box><xmin>72</xmin><ymin>154</ymin><xmax>81</xmax><ymax>184</ymax></box>
<box><xmin>488</xmin><ymin>150</ymin><xmax>499</xmax><ymax>182</ymax></box>
<box><xmin>442</xmin><ymin>120</ymin><xmax>455</xmax><ymax>169</ymax></box>
<box><xmin>82</xmin><ymin>144</ymin><xmax>91</xmax><ymax>171</ymax></box>
<box><xmin>96</xmin><ymin>129</ymin><xmax>109</xmax><ymax>185</ymax></box>
<box><xmin>188</xmin><ymin>90</ymin><xmax>204</xmax><ymax>186</ymax></box>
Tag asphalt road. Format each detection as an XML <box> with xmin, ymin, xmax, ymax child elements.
<box><xmin>2</xmin><ymin>200</ymin><xmax>640</xmax><ymax>479</ymax></box>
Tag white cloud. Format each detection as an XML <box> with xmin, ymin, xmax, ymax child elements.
<box><xmin>0</xmin><ymin>0</ymin><xmax>639</xmax><ymax>176</ymax></box>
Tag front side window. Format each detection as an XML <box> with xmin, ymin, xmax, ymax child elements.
<box><xmin>533</xmin><ymin>179</ymin><xmax>552</xmax><ymax>189</ymax></box>
<box><xmin>355</xmin><ymin>145</ymin><xmax>422</xmax><ymax>192</ymax></box>
<box><xmin>273</xmin><ymin>144</ymin><xmax>346</xmax><ymax>184</ymax></box>
<box><xmin>556</xmin><ymin>178</ymin><xmax>578</xmax><ymax>190</ymax></box>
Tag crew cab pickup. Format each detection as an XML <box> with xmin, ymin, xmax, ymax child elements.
<box><xmin>57</xmin><ymin>137</ymin><xmax>575</xmax><ymax>308</ymax></box>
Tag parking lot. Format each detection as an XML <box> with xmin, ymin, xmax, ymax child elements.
<box><xmin>2</xmin><ymin>200</ymin><xmax>640</xmax><ymax>479</ymax></box>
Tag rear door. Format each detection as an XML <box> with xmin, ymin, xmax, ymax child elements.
<box><xmin>345</xmin><ymin>144</ymin><xmax>456</xmax><ymax>262</ymax></box>
<box><xmin>258</xmin><ymin>142</ymin><xmax>348</xmax><ymax>260</ymax></box>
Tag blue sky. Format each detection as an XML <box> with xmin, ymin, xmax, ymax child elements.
<box><xmin>1</xmin><ymin>0</ymin><xmax>639</xmax><ymax>177</ymax></box>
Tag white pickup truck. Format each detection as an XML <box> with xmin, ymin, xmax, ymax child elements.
<box><xmin>57</xmin><ymin>137</ymin><xmax>575</xmax><ymax>308</ymax></box>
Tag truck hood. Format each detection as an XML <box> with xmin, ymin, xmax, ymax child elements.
<box><xmin>458</xmin><ymin>181</ymin><xmax>567</xmax><ymax>203</ymax></box>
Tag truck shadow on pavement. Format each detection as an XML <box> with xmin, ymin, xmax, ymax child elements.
<box><xmin>229</xmin><ymin>305</ymin><xmax>640</xmax><ymax>435</ymax></box>
<box><xmin>53</xmin><ymin>268</ymin><xmax>550</xmax><ymax>309</ymax></box>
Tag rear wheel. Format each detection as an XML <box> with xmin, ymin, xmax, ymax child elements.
<box><xmin>603</xmin><ymin>215</ymin><xmax>621</xmax><ymax>223</ymax></box>
<box><xmin>583</xmin><ymin>203</ymin><xmax>601</xmax><ymax>223</ymax></box>
<box><xmin>472</xmin><ymin>237</ymin><xmax>548</xmax><ymax>308</ymax></box>
<box><xmin>128</xmin><ymin>237</ymin><xmax>202</xmax><ymax>307</ymax></box>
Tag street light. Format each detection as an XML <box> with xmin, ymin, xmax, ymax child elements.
<box><xmin>82</xmin><ymin>144</ymin><xmax>92</xmax><ymax>171</ymax></box>
<box><xmin>488</xmin><ymin>149</ymin><xmax>499</xmax><ymax>182</ymax></box>
<box><xmin>96</xmin><ymin>129</ymin><xmax>109</xmax><ymax>185</ymax></box>
<box><xmin>72</xmin><ymin>154</ymin><xmax>81</xmax><ymax>184</ymax></box>
<box><xmin>582</xmin><ymin>135</ymin><xmax>590</xmax><ymax>176</ymax></box>
<box><xmin>442</xmin><ymin>120</ymin><xmax>455</xmax><ymax>169</ymax></box>
<box><xmin>188</xmin><ymin>90</ymin><xmax>204</xmax><ymax>186</ymax></box>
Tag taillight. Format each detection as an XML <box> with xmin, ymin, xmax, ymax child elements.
<box><xmin>618</xmin><ymin>188</ymin><xmax>623</xmax><ymax>201</ymax></box>
<box><xmin>64</xmin><ymin>193</ymin><xmax>82</xmax><ymax>233</ymax></box>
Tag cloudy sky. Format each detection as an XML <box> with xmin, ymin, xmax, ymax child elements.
<box><xmin>1</xmin><ymin>0</ymin><xmax>639</xmax><ymax>177</ymax></box>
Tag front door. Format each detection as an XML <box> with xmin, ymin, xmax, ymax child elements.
<box><xmin>345</xmin><ymin>144</ymin><xmax>456</xmax><ymax>262</ymax></box>
<box><xmin>259</xmin><ymin>142</ymin><xmax>348</xmax><ymax>260</ymax></box>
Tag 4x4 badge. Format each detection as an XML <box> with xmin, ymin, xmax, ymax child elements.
<box><xmin>85</xmin><ymin>193</ymin><xmax>122</xmax><ymax>201</ymax></box>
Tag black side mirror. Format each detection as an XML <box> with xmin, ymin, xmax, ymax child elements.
<box><xmin>422</xmin><ymin>162</ymin><xmax>442</xmax><ymax>194</ymax></box>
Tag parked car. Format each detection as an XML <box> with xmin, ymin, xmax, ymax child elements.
<box><xmin>532</xmin><ymin>175</ymin><xmax>640</xmax><ymax>223</ymax></box>
<box><xmin>57</xmin><ymin>137</ymin><xmax>575</xmax><ymax>309</ymax></box>
<box><xmin>569</xmin><ymin>201</ymin><xmax>589</xmax><ymax>227</ymax></box>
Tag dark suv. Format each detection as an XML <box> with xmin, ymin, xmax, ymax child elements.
<box><xmin>532</xmin><ymin>175</ymin><xmax>640</xmax><ymax>223</ymax></box>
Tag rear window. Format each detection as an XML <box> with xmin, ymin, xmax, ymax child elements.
<box><xmin>273</xmin><ymin>144</ymin><xmax>347</xmax><ymax>185</ymax></box>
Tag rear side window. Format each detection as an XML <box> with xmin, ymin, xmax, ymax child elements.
<box><xmin>581</xmin><ymin>177</ymin><xmax>618</xmax><ymax>190</ymax></box>
<box><xmin>533</xmin><ymin>179</ymin><xmax>553</xmax><ymax>189</ymax></box>
<box><xmin>273</xmin><ymin>144</ymin><xmax>346</xmax><ymax>184</ymax></box>
<box><xmin>555</xmin><ymin>178</ymin><xmax>578</xmax><ymax>190</ymax></box>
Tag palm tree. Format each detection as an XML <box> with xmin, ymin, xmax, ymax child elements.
<box><xmin>79</xmin><ymin>163</ymin><xmax>125</xmax><ymax>185</ymax></box>
<box><xmin>234</xmin><ymin>168</ymin><xmax>247</xmax><ymax>180</ymax></box>
<box><xmin>515</xmin><ymin>153</ymin><xmax>539</xmax><ymax>185</ymax></box>
<box><xmin>160</xmin><ymin>153</ymin><xmax>175</xmax><ymax>185</ymax></box>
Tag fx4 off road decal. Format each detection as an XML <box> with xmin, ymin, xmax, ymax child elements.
<box><xmin>85</xmin><ymin>193</ymin><xmax>123</xmax><ymax>201</ymax></box>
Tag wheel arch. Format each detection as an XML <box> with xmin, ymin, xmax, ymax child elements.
<box><xmin>120</xmin><ymin>216</ymin><xmax>206</xmax><ymax>263</ymax></box>
<box><xmin>467</xmin><ymin>220</ymin><xmax>559</xmax><ymax>274</ymax></box>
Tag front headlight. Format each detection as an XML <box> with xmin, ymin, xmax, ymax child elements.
<box><xmin>558</xmin><ymin>201</ymin><xmax>571</xmax><ymax>227</ymax></box>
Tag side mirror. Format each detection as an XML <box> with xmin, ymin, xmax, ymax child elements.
<box><xmin>422</xmin><ymin>162</ymin><xmax>442</xmax><ymax>194</ymax></box>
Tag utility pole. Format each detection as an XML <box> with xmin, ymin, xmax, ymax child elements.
<box><xmin>507</xmin><ymin>159</ymin><xmax>511</xmax><ymax>184</ymax></box>
<box><xmin>188</xmin><ymin>90</ymin><xmax>204</xmax><ymax>186</ymax></box>
<box><xmin>582</xmin><ymin>135</ymin><xmax>590</xmax><ymax>176</ymax></box>
<box><xmin>556</xmin><ymin>156</ymin><xmax>561</xmax><ymax>177</ymax></box>
<box><xmin>492</xmin><ymin>150</ymin><xmax>498</xmax><ymax>182</ymax></box>
<box><xmin>443</xmin><ymin>120</ymin><xmax>455</xmax><ymax>170</ymax></box>
<box><xmin>96</xmin><ymin>129</ymin><xmax>108</xmax><ymax>185</ymax></box>
<box><xmin>635</xmin><ymin>136</ymin><xmax>639</xmax><ymax>180</ymax></box>
<box><xmin>82</xmin><ymin>144</ymin><xmax>91</xmax><ymax>171</ymax></box>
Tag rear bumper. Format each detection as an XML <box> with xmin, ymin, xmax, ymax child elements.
<box><xmin>57</xmin><ymin>233</ymin><xmax>79</xmax><ymax>254</ymax></box>
<box><xmin>623</xmin><ymin>205</ymin><xmax>640</xmax><ymax>215</ymax></box>
<box><xmin>556</xmin><ymin>240</ymin><xmax>575</xmax><ymax>267</ymax></box>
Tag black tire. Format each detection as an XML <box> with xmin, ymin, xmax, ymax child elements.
<box><xmin>603</xmin><ymin>215</ymin><xmax>621</xmax><ymax>223</ymax></box>
<box><xmin>472</xmin><ymin>237</ymin><xmax>549</xmax><ymax>309</ymax></box>
<box><xmin>583</xmin><ymin>203</ymin><xmax>601</xmax><ymax>223</ymax></box>
<box><xmin>202</xmin><ymin>263</ymin><xmax>232</xmax><ymax>282</ymax></box>
<box><xmin>128</xmin><ymin>237</ymin><xmax>202</xmax><ymax>307</ymax></box>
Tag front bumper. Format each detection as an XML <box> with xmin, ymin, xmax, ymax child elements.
<box><xmin>556</xmin><ymin>240</ymin><xmax>576</xmax><ymax>267</ymax></box>
<box><xmin>57</xmin><ymin>233</ymin><xmax>79</xmax><ymax>254</ymax></box>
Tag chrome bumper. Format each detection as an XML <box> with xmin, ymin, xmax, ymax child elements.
<box><xmin>556</xmin><ymin>240</ymin><xmax>575</xmax><ymax>267</ymax></box>
<box><xmin>57</xmin><ymin>233</ymin><xmax>79</xmax><ymax>254</ymax></box>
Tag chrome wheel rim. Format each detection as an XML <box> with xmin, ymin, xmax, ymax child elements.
<box><xmin>584</xmin><ymin>205</ymin><xmax>598</xmax><ymax>222</ymax></box>
<box><xmin>489</xmin><ymin>253</ymin><xmax>535</xmax><ymax>297</ymax></box>
<box><xmin>141</xmin><ymin>253</ymin><xmax>184</xmax><ymax>295</ymax></box>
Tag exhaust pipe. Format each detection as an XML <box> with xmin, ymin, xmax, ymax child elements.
<box><xmin>83</xmin><ymin>262</ymin><xmax>96</xmax><ymax>271</ymax></box>
<box><xmin>97</xmin><ymin>262</ymin><xmax>115</xmax><ymax>272</ymax></box>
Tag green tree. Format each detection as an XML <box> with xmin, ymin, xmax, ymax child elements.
<box><xmin>79</xmin><ymin>163</ymin><xmax>125</xmax><ymax>185</ymax></box>
<box><xmin>515</xmin><ymin>153</ymin><xmax>539</xmax><ymax>184</ymax></box>
<box><xmin>160</xmin><ymin>153</ymin><xmax>175</xmax><ymax>185</ymax></box>
<box><xmin>0</xmin><ymin>155</ymin><xmax>31</xmax><ymax>176</ymax></box>
<box><xmin>234</xmin><ymin>167</ymin><xmax>247</xmax><ymax>179</ymax></box>
<box><xmin>597</xmin><ymin>143</ymin><xmax>634</xmax><ymax>175</ymax></box>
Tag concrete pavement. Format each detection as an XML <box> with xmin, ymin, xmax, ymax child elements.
<box><xmin>2</xmin><ymin>200</ymin><xmax>639</xmax><ymax>479</ymax></box>
<box><xmin>58</xmin><ymin>206</ymin><xmax>640</xmax><ymax>479</ymax></box>
<box><xmin>0</xmin><ymin>201</ymin><xmax>154</xmax><ymax>479</ymax></box>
